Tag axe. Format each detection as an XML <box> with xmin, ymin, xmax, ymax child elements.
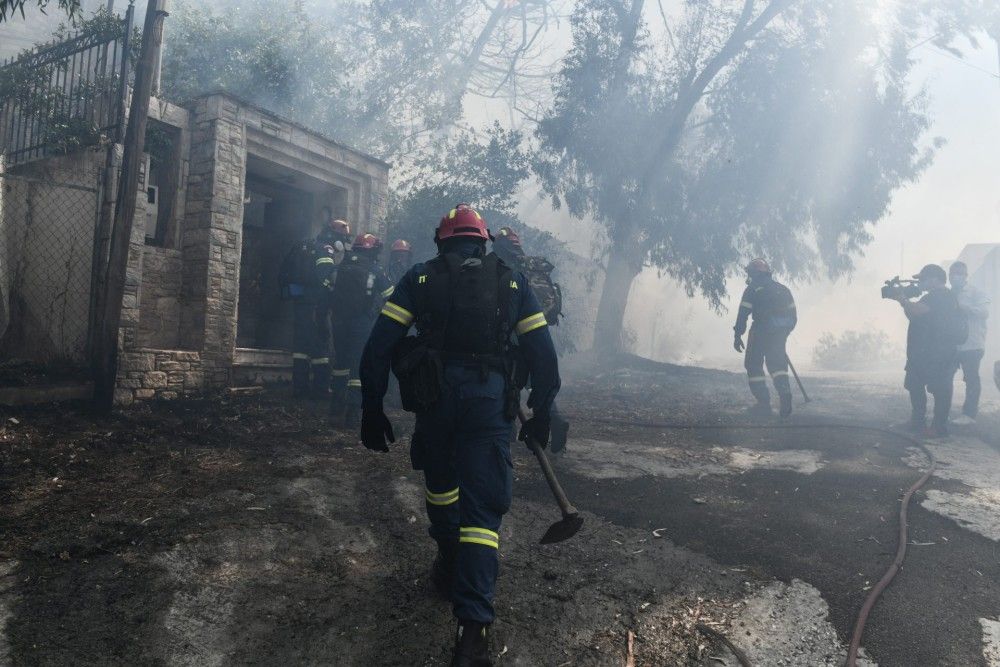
<box><xmin>517</xmin><ymin>408</ymin><xmax>584</xmax><ymax>544</ymax></box>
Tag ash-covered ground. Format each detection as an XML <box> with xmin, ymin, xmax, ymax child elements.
<box><xmin>1</xmin><ymin>355</ymin><xmax>998</xmax><ymax>666</ymax></box>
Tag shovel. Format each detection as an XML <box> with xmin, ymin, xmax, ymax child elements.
<box><xmin>517</xmin><ymin>408</ymin><xmax>584</xmax><ymax>544</ymax></box>
<box><xmin>786</xmin><ymin>356</ymin><xmax>811</xmax><ymax>403</ymax></box>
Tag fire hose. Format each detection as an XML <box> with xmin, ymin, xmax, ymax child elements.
<box><xmin>566</xmin><ymin>414</ymin><xmax>936</xmax><ymax>667</ymax></box>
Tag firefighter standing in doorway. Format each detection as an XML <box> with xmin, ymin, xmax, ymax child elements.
<box><xmin>388</xmin><ymin>239</ymin><xmax>413</xmax><ymax>284</ymax></box>
<box><xmin>312</xmin><ymin>211</ymin><xmax>352</xmax><ymax>398</ymax></box>
<box><xmin>733</xmin><ymin>258</ymin><xmax>797</xmax><ymax>417</ymax></box>
<box><xmin>358</xmin><ymin>204</ymin><xmax>560</xmax><ymax>666</ymax></box>
<box><xmin>329</xmin><ymin>233</ymin><xmax>393</xmax><ymax>427</ymax></box>
<box><xmin>279</xmin><ymin>237</ymin><xmax>320</xmax><ymax>397</ymax></box>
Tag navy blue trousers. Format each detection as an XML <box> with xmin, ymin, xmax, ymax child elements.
<box><xmin>291</xmin><ymin>298</ymin><xmax>316</xmax><ymax>393</ymax></box>
<box><xmin>332</xmin><ymin>316</ymin><xmax>374</xmax><ymax>408</ymax></box>
<box><xmin>411</xmin><ymin>366</ymin><xmax>514</xmax><ymax>623</ymax></box>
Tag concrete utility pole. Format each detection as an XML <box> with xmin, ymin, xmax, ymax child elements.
<box><xmin>93</xmin><ymin>0</ymin><xmax>169</xmax><ymax>411</ymax></box>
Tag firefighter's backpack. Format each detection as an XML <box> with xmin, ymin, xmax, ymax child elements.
<box><xmin>278</xmin><ymin>240</ymin><xmax>314</xmax><ymax>298</ymax></box>
<box><xmin>332</xmin><ymin>253</ymin><xmax>375</xmax><ymax>316</ymax></box>
<box><xmin>520</xmin><ymin>255</ymin><xmax>562</xmax><ymax>325</ymax></box>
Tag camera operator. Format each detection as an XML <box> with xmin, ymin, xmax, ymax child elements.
<box><xmin>894</xmin><ymin>264</ymin><xmax>962</xmax><ymax>437</ymax></box>
<box><xmin>949</xmin><ymin>261</ymin><xmax>990</xmax><ymax>425</ymax></box>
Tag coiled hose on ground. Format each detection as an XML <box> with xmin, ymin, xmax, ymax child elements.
<box><xmin>565</xmin><ymin>414</ymin><xmax>937</xmax><ymax>667</ymax></box>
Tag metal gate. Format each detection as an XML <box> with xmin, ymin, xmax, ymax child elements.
<box><xmin>0</xmin><ymin>6</ymin><xmax>134</xmax><ymax>166</ymax></box>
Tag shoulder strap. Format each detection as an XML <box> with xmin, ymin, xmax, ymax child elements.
<box><xmin>489</xmin><ymin>254</ymin><xmax>514</xmax><ymax>347</ymax></box>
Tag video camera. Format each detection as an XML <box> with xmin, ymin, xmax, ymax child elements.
<box><xmin>881</xmin><ymin>276</ymin><xmax>922</xmax><ymax>300</ymax></box>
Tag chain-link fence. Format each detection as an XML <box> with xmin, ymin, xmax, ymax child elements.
<box><xmin>0</xmin><ymin>164</ymin><xmax>103</xmax><ymax>364</ymax></box>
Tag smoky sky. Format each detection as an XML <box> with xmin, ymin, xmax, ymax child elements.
<box><xmin>2</xmin><ymin>1</ymin><xmax>998</xmax><ymax>378</ymax></box>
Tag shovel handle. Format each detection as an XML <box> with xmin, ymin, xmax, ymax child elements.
<box><xmin>518</xmin><ymin>408</ymin><xmax>578</xmax><ymax>518</ymax></box>
<box><xmin>786</xmin><ymin>356</ymin><xmax>811</xmax><ymax>403</ymax></box>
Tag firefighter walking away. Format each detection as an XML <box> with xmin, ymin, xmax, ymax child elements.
<box><xmin>733</xmin><ymin>258</ymin><xmax>797</xmax><ymax>417</ymax></box>
<box><xmin>359</xmin><ymin>204</ymin><xmax>560</xmax><ymax>666</ymax></box>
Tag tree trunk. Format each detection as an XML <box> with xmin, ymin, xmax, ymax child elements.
<box><xmin>592</xmin><ymin>241</ymin><xmax>642</xmax><ymax>354</ymax></box>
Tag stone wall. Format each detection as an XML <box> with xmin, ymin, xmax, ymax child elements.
<box><xmin>137</xmin><ymin>246</ymin><xmax>183</xmax><ymax>349</ymax></box>
<box><xmin>177</xmin><ymin>95</ymin><xmax>247</xmax><ymax>388</ymax></box>
<box><xmin>115</xmin><ymin>349</ymin><xmax>203</xmax><ymax>404</ymax></box>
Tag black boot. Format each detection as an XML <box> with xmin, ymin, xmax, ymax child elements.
<box><xmin>430</xmin><ymin>546</ymin><xmax>456</xmax><ymax>599</ymax></box>
<box><xmin>451</xmin><ymin>621</ymin><xmax>492</xmax><ymax>667</ymax></box>
<box><xmin>779</xmin><ymin>393</ymin><xmax>792</xmax><ymax>418</ymax></box>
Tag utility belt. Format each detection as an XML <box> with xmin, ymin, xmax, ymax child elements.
<box><xmin>391</xmin><ymin>337</ymin><xmax>525</xmax><ymax>418</ymax></box>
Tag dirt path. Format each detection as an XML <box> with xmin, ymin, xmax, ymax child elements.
<box><xmin>0</xmin><ymin>394</ymin><xmax>763</xmax><ymax>666</ymax></box>
<box><xmin>1</xmin><ymin>358</ymin><xmax>997</xmax><ymax>665</ymax></box>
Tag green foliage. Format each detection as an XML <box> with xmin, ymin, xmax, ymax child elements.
<box><xmin>537</xmin><ymin>0</ymin><xmax>935</xmax><ymax>310</ymax></box>
<box><xmin>385</xmin><ymin>123</ymin><xmax>536</xmax><ymax>262</ymax></box>
<box><xmin>162</xmin><ymin>0</ymin><xmax>353</xmax><ymax>140</ymax></box>
<box><xmin>0</xmin><ymin>8</ymin><xmax>128</xmax><ymax>154</ymax></box>
<box><xmin>909</xmin><ymin>0</ymin><xmax>1000</xmax><ymax>53</ymax></box>
<box><xmin>0</xmin><ymin>0</ymin><xmax>79</xmax><ymax>23</ymax></box>
<box><xmin>813</xmin><ymin>329</ymin><xmax>900</xmax><ymax>371</ymax></box>
<box><xmin>160</xmin><ymin>0</ymin><xmax>505</xmax><ymax>160</ymax></box>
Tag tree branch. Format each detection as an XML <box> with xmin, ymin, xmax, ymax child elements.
<box><xmin>640</xmin><ymin>0</ymin><xmax>794</xmax><ymax>196</ymax></box>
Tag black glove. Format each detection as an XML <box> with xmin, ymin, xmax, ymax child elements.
<box><xmin>519</xmin><ymin>411</ymin><xmax>551</xmax><ymax>449</ymax></box>
<box><xmin>361</xmin><ymin>407</ymin><xmax>395</xmax><ymax>452</ymax></box>
<box><xmin>734</xmin><ymin>336</ymin><xmax>745</xmax><ymax>353</ymax></box>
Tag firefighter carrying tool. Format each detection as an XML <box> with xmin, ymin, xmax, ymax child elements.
<box><xmin>358</xmin><ymin>204</ymin><xmax>560</xmax><ymax>667</ymax></box>
<box><xmin>733</xmin><ymin>258</ymin><xmax>797</xmax><ymax>417</ymax></box>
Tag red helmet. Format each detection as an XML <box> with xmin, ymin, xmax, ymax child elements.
<box><xmin>497</xmin><ymin>227</ymin><xmax>521</xmax><ymax>247</ymax></box>
<box><xmin>328</xmin><ymin>219</ymin><xmax>350</xmax><ymax>236</ymax></box>
<box><xmin>746</xmin><ymin>258</ymin><xmax>771</xmax><ymax>274</ymax></box>
<box><xmin>352</xmin><ymin>233</ymin><xmax>383</xmax><ymax>251</ymax></box>
<box><xmin>436</xmin><ymin>204</ymin><xmax>489</xmax><ymax>242</ymax></box>
<box><xmin>391</xmin><ymin>239</ymin><xmax>412</xmax><ymax>253</ymax></box>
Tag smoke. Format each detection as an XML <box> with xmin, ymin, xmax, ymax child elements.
<box><xmin>3</xmin><ymin>0</ymin><xmax>998</xmax><ymax>382</ymax></box>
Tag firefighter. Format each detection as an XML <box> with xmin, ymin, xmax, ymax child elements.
<box><xmin>312</xmin><ymin>213</ymin><xmax>352</xmax><ymax>398</ymax></box>
<box><xmin>492</xmin><ymin>226</ymin><xmax>570</xmax><ymax>453</ymax></box>
<box><xmin>733</xmin><ymin>258</ymin><xmax>797</xmax><ymax>417</ymax></box>
<box><xmin>329</xmin><ymin>233</ymin><xmax>393</xmax><ymax>427</ymax></box>
<box><xmin>492</xmin><ymin>226</ymin><xmax>523</xmax><ymax>267</ymax></box>
<box><xmin>359</xmin><ymin>204</ymin><xmax>560</xmax><ymax>666</ymax></box>
<box><xmin>278</xmin><ymin>238</ymin><xmax>318</xmax><ymax>397</ymax></box>
<box><xmin>387</xmin><ymin>239</ymin><xmax>413</xmax><ymax>284</ymax></box>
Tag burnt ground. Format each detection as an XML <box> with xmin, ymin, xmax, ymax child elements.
<box><xmin>1</xmin><ymin>356</ymin><xmax>998</xmax><ymax>666</ymax></box>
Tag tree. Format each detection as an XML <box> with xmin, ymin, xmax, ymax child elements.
<box><xmin>160</xmin><ymin>0</ymin><xmax>567</xmax><ymax>161</ymax></box>
<box><xmin>536</xmin><ymin>0</ymin><xmax>935</xmax><ymax>352</ymax></box>
<box><xmin>0</xmin><ymin>0</ymin><xmax>79</xmax><ymax>23</ymax></box>
<box><xmin>909</xmin><ymin>0</ymin><xmax>1000</xmax><ymax>51</ymax></box>
<box><xmin>161</xmin><ymin>1</ymin><xmax>359</xmax><ymax>142</ymax></box>
<box><xmin>385</xmin><ymin>123</ymin><xmax>539</xmax><ymax>261</ymax></box>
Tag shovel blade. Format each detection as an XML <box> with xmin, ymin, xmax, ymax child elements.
<box><xmin>539</xmin><ymin>513</ymin><xmax>584</xmax><ymax>544</ymax></box>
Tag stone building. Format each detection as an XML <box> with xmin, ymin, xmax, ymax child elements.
<box><xmin>117</xmin><ymin>92</ymin><xmax>389</xmax><ymax>403</ymax></box>
<box><xmin>2</xmin><ymin>91</ymin><xmax>389</xmax><ymax>403</ymax></box>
